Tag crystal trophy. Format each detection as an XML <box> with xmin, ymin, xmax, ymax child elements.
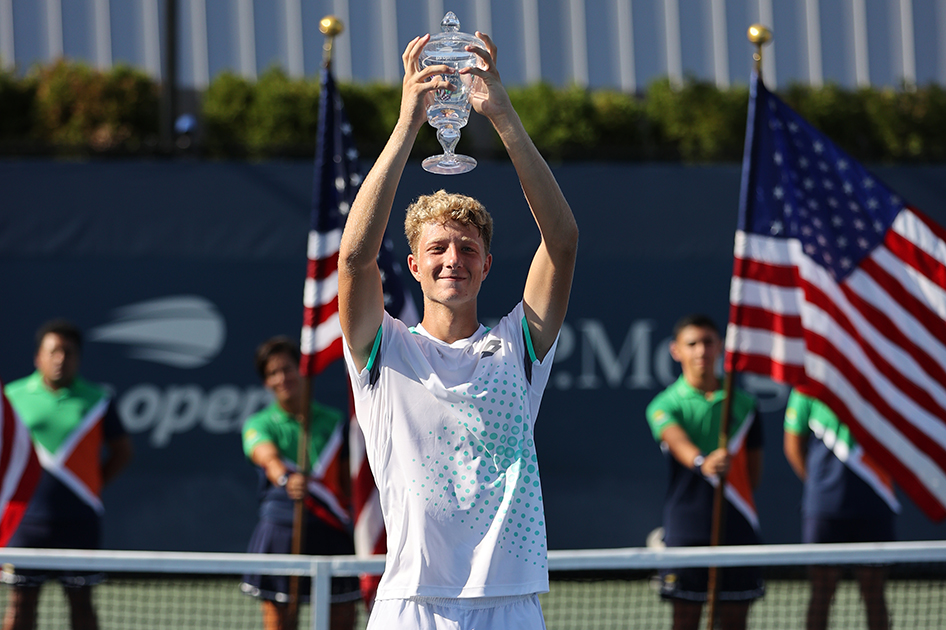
<box><xmin>420</xmin><ymin>12</ymin><xmax>484</xmax><ymax>175</ymax></box>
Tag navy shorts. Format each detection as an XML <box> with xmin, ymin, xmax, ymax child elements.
<box><xmin>659</xmin><ymin>529</ymin><xmax>765</xmax><ymax>603</ymax></box>
<box><xmin>240</xmin><ymin>518</ymin><xmax>360</xmax><ymax>605</ymax></box>
<box><xmin>2</xmin><ymin>518</ymin><xmax>104</xmax><ymax>588</ymax></box>
<box><xmin>802</xmin><ymin>513</ymin><xmax>895</xmax><ymax>545</ymax></box>
<box><xmin>658</xmin><ymin>565</ymin><xmax>765</xmax><ymax>603</ymax></box>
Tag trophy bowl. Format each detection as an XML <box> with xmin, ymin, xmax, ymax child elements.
<box><xmin>420</xmin><ymin>12</ymin><xmax>484</xmax><ymax>175</ymax></box>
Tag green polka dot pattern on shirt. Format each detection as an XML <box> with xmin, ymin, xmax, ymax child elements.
<box><xmin>411</xmin><ymin>352</ymin><xmax>547</xmax><ymax>568</ymax></box>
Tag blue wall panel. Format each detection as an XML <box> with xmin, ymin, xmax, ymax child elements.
<box><xmin>1</xmin><ymin>160</ymin><xmax>943</xmax><ymax>551</ymax></box>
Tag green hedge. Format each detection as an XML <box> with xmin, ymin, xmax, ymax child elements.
<box><xmin>3</xmin><ymin>60</ymin><xmax>946</xmax><ymax>163</ymax></box>
<box><xmin>0</xmin><ymin>60</ymin><xmax>159</xmax><ymax>153</ymax></box>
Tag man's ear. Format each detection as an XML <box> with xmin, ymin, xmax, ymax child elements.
<box><xmin>482</xmin><ymin>253</ymin><xmax>492</xmax><ymax>279</ymax></box>
<box><xmin>407</xmin><ymin>253</ymin><xmax>421</xmax><ymax>281</ymax></box>
<box><xmin>669</xmin><ymin>340</ymin><xmax>681</xmax><ymax>363</ymax></box>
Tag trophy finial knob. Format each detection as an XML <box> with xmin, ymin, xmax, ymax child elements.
<box><xmin>441</xmin><ymin>11</ymin><xmax>460</xmax><ymax>32</ymax></box>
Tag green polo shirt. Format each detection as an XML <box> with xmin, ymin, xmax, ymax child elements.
<box><xmin>784</xmin><ymin>389</ymin><xmax>855</xmax><ymax>445</ymax></box>
<box><xmin>5</xmin><ymin>371</ymin><xmax>114</xmax><ymax>454</ymax></box>
<box><xmin>646</xmin><ymin>375</ymin><xmax>757</xmax><ymax>451</ymax></box>
<box><xmin>5</xmin><ymin>371</ymin><xmax>123</xmax><ymax>521</ymax></box>
<box><xmin>242</xmin><ymin>400</ymin><xmax>344</xmax><ymax>466</ymax></box>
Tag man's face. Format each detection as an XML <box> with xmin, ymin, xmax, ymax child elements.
<box><xmin>669</xmin><ymin>325</ymin><xmax>721</xmax><ymax>383</ymax></box>
<box><xmin>35</xmin><ymin>333</ymin><xmax>80</xmax><ymax>390</ymax></box>
<box><xmin>408</xmin><ymin>219</ymin><xmax>492</xmax><ymax>308</ymax></box>
<box><xmin>263</xmin><ymin>352</ymin><xmax>301</xmax><ymax>408</ymax></box>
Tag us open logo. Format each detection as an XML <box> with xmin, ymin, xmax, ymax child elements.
<box><xmin>90</xmin><ymin>295</ymin><xmax>269</xmax><ymax>448</ymax></box>
<box><xmin>89</xmin><ymin>295</ymin><xmax>226</xmax><ymax>368</ymax></box>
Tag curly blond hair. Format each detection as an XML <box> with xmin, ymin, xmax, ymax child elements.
<box><xmin>404</xmin><ymin>190</ymin><xmax>493</xmax><ymax>255</ymax></box>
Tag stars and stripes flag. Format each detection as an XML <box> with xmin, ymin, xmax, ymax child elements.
<box><xmin>300</xmin><ymin>63</ymin><xmax>419</xmax><ymax>603</ymax></box>
<box><xmin>0</xmin><ymin>382</ymin><xmax>41</xmax><ymax>546</ymax></box>
<box><xmin>300</xmin><ymin>65</ymin><xmax>360</xmax><ymax>377</ymax></box>
<box><xmin>725</xmin><ymin>71</ymin><xmax>946</xmax><ymax>521</ymax></box>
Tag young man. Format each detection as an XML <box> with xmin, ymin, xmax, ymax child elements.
<box><xmin>241</xmin><ymin>337</ymin><xmax>359</xmax><ymax>630</ymax></box>
<box><xmin>338</xmin><ymin>32</ymin><xmax>578</xmax><ymax>630</ymax></box>
<box><xmin>645</xmin><ymin>315</ymin><xmax>764</xmax><ymax>630</ymax></box>
<box><xmin>784</xmin><ymin>389</ymin><xmax>897</xmax><ymax>630</ymax></box>
<box><xmin>3</xmin><ymin>320</ymin><xmax>133</xmax><ymax>630</ymax></box>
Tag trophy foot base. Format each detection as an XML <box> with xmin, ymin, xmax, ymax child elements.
<box><xmin>422</xmin><ymin>153</ymin><xmax>477</xmax><ymax>175</ymax></box>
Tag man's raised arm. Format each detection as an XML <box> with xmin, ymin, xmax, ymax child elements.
<box><xmin>464</xmin><ymin>33</ymin><xmax>579</xmax><ymax>362</ymax></box>
<box><xmin>338</xmin><ymin>35</ymin><xmax>454</xmax><ymax>371</ymax></box>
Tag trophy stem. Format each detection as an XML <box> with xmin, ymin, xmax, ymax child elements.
<box><xmin>438</xmin><ymin>126</ymin><xmax>460</xmax><ymax>163</ymax></box>
<box><xmin>422</xmin><ymin>124</ymin><xmax>476</xmax><ymax>175</ymax></box>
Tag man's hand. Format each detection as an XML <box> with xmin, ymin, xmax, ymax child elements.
<box><xmin>399</xmin><ymin>34</ymin><xmax>456</xmax><ymax>132</ymax></box>
<box><xmin>462</xmin><ymin>32</ymin><xmax>513</xmax><ymax>124</ymax></box>
<box><xmin>285</xmin><ymin>472</ymin><xmax>307</xmax><ymax>501</ymax></box>
<box><xmin>701</xmin><ymin>448</ymin><xmax>732</xmax><ymax>477</ymax></box>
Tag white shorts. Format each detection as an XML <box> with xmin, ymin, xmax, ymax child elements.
<box><xmin>367</xmin><ymin>594</ymin><xmax>546</xmax><ymax>630</ymax></box>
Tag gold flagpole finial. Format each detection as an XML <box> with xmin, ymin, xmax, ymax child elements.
<box><xmin>747</xmin><ymin>24</ymin><xmax>772</xmax><ymax>75</ymax></box>
<box><xmin>320</xmin><ymin>16</ymin><xmax>344</xmax><ymax>68</ymax></box>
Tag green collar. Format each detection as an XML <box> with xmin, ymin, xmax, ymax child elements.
<box><xmin>671</xmin><ymin>374</ymin><xmax>723</xmax><ymax>402</ymax></box>
<box><xmin>24</xmin><ymin>370</ymin><xmax>79</xmax><ymax>398</ymax></box>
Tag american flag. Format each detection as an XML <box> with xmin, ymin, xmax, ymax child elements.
<box><xmin>0</xmin><ymin>381</ymin><xmax>41</xmax><ymax>546</ymax></box>
<box><xmin>301</xmin><ymin>63</ymin><xmax>418</xmax><ymax>602</ymax></box>
<box><xmin>300</xmin><ymin>66</ymin><xmax>360</xmax><ymax>377</ymax></box>
<box><xmin>725</xmin><ymin>71</ymin><xmax>946</xmax><ymax>522</ymax></box>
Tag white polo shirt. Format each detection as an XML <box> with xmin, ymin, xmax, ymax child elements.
<box><xmin>344</xmin><ymin>302</ymin><xmax>558</xmax><ymax>600</ymax></box>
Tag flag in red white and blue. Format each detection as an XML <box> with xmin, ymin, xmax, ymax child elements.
<box><xmin>0</xmin><ymin>382</ymin><xmax>41</xmax><ymax>546</ymax></box>
<box><xmin>300</xmin><ymin>66</ymin><xmax>362</xmax><ymax>377</ymax></box>
<box><xmin>725</xmin><ymin>71</ymin><xmax>946</xmax><ymax>522</ymax></box>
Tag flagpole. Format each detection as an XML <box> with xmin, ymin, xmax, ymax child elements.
<box><xmin>747</xmin><ymin>24</ymin><xmax>772</xmax><ymax>76</ymax></box>
<box><xmin>704</xmin><ymin>24</ymin><xmax>771</xmax><ymax>630</ymax></box>
<box><xmin>319</xmin><ymin>15</ymin><xmax>343</xmax><ymax>68</ymax></box>
<box><xmin>704</xmin><ymin>369</ymin><xmax>733</xmax><ymax>630</ymax></box>
<box><xmin>288</xmin><ymin>390</ymin><xmax>311</xmax><ymax>629</ymax></box>
<box><xmin>288</xmin><ymin>16</ymin><xmax>344</xmax><ymax>629</ymax></box>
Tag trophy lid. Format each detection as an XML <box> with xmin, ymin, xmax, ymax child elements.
<box><xmin>422</xmin><ymin>12</ymin><xmax>484</xmax><ymax>63</ymax></box>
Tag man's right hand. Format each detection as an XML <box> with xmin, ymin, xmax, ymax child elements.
<box><xmin>399</xmin><ymin>34</ymin><xmax>456</xmax><ymax>133</ymax></box>
<box><xmin>285</xmin><ymin>472</ymin><xmax>307</xmax><ymax>501</ymax></box>
<box><xmin>701</xmin><ymin>448</ymin><xmax>732</xmax><ymax>477</ymax></box>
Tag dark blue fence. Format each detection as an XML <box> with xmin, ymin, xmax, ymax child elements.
<box><xmin>1</xmin><ymin>160</ymin><xmax>943</xmax><ymax>551</ymax></box>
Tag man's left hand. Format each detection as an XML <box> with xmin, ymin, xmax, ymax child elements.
<box><xmin>462</xmin><ymin>32</ymin><xmax>513</xmax><ymax>123</ymax></box>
